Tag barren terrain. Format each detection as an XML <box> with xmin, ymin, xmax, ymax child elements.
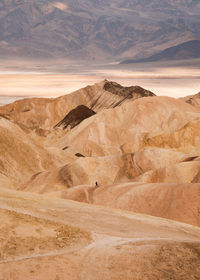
<box><xmin>0</xmin><ymin>77</ymin><xmax>200</xmax><ymax>279</ymax></box>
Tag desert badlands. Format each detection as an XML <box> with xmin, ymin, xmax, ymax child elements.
<box><xmin>0</xmin><ymin>80</ymin><xmax>200</xmax><ymax>279</ymax></box>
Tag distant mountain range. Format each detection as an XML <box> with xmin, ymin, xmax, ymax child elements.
<box><xmin>0</xmin><ymin>0</ymin><xmax>200</xmax><ymax>61</ymax></box>
<box><xmin>121</xmin><ymin>40</ymin><xmax>200</xmax><ymax>63</ymax></box>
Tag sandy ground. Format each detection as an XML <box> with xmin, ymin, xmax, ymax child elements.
<box><xmin>0</xmin><ymin>186</ymin><xmax>200</xmax><ymax>280</ymax></box>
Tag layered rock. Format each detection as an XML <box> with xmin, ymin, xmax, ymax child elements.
<box><xmin>0</xmin><ymin>80</ymin><xmax>155</xmax><ymax>131</ymax></box>
<box><xmin>54</xmin><ymin>105</ymin><xmax>96</xmax><ymax>130</ymax></box>
<box><xmin>0</xmin><ymin>117</ymin><xmax>56</xmax><ymax>187</ymax></box>
<box><xmin>56</xmin><ymin>96</ymin><xmax>200</xmax><ymax>156</ymax></box>
<box><xmin>1</xmin><ymin>80</ymin><xmax>200</xmax><ymax>279</ymax></box>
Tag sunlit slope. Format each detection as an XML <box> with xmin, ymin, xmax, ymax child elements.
<box><xmin>56</xmin><ymin>96</ymin><xmax>200</xmax><ymax>156</ymax></box>
<box><xmin>0</xmin><ymin>187</ymin><xmax>200</xmax><ymax>279</ymax></box>
<box><xmin>0</xmin><ymin>80</ymin><xmax>154</xmax><ymax>131</ymax></box>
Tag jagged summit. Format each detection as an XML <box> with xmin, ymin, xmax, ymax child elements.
<box><xmin>89</xmin><ymin>80</ymin><xmax>156</xmax><ymax>111</ymax></box>
<box><xmin>103</xmin><ymin>80</ymin><xmax>155</xmax><ymax>98</ymax></box>
<box><xmin>0</xmin><ymin>80</ymin><xmax>156</xmax><ymax>130</ymax></box>
<box><xmin>55</xmin><ymin>80</ymin><xmax>155</xmax><ymax>131</ymax></box>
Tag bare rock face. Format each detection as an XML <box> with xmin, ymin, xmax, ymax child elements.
<box><xmin>55</xmin><ymin>105</ymin><xmax>96</xmax><ymax>130</ymax></box>
<box><xmin>0</xmin><ymin>117</ymin><xmax>59</xmax><ymax>186</ymax></box>
<box><xmin>56</xmin><ymin>95</ymin><xmax>200</xmax><ymax>156</ymax></box>
<box><xmin>0</xmin><ymin>80</ymin><xmax>155</xmax><ymax>131</ymax></box>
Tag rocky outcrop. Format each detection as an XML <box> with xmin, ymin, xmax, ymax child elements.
<box><xmin>56</xmin><ymin>95</ymin><xmax>200</xmax><ymax>156</ymax></box>
<box><xmin>55</xmin><ymin>105</ymin><xmax>96</xmax><ymax>130</ymax></box>
<box><xmin>0</xmin><ymin>80</ymin><xmax>155</xmax><ymax>131</ymax></box>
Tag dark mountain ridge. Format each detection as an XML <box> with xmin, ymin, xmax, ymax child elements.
<box><xmin>0</xmin><ymin>0</ymin><xmax>200</xmax><ymax>61</ymax></box>
<box><xmin>121</xmin><ymin>40</ymin><xmax>200</xmax><ymax>63</ymax></box>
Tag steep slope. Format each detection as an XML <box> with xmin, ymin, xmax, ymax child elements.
<box><xmin>182</xmin><ymin>92</ymin><xmax>200</xmax><ymax>110</ymax></box>
<box><xmin>0</xmin><ymin>187</ymin><xmax>200</xmax><ymax>280</ymax></box>
<box><xmin>55</xmin><ymin>105</ymin><xmax>96</xmax><ymax>130</ymax></box>
<box><xmin>121</xmin><ymin>40</ymin><xmax>200</xmax><ymax>63</ymax></box>
<box><xmin>0</xmin><ymin>116</ymin><xmax>73</xmax><ymax>187</ymax></box>
<box><xmin>56</xmin><ymin>96</ymin><xmax>200</xmax><ymax>156</ymax></box>
<box><xmin>0</xmin><ymin>80</ymin><xmax>155</xmax><ymax>131</ymax></box>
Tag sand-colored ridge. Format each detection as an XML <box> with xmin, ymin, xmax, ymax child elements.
<box><xmin>40</xmin><ymin>181</ymin><xmax>200</xmax><ymax>227</ymax></box>
<box><xmin>0</xmin><ymin>117</ymin><xmax>59</xmax><ymax>186</ymax></box>
<box><xmin>57</xmin><ymin>95</ymin><xmax>200</xmax><ymax>156</ymax></box>
<box><xmin>0</xmin><ymin>80</ymin><xmax>200</xmax><ymax>279</ymax></box>
<box><xmin>0</xmin><ymin>80</ymin><xmax>154</xmax><ymax>131</ymax></box>
<box><xmin>20</xmin><ymin>147</ymin><xmax>200</xmax><ymax>193</ymax></box>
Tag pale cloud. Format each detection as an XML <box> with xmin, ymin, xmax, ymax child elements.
<box><xmin>52</xmin><ymin>2</ymin><xmax>68</xmax><ymax>11</ymax></box>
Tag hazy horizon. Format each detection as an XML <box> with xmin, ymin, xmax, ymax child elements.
<box><xmin>0</xmin><ymin>58</ymin><xmax>199</xmax><ymax>105</ymax></box>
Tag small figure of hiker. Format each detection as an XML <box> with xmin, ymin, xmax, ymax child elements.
<box><xmin>95</xmin><ymin>181</ymin><xmax>99</xmax><ymax>188</ymax></box>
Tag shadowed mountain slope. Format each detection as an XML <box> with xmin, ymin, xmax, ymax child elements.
<box><xmin>121</xmin><ymin>40</ymin><xmax>200</xmax><ymax>63</ymax></box>
<box><xmin>56</xmin><ymin>95</ymin><xmax>200</xmax><ymax>156</ymax></box>
<box><xmin>0</xmin><ymin>80</ymin><xmax>155</xmax><ymax>131</ymax></box>
<box><xmin>0</xmin><ymin>1</ymin><xmax>200</xmax><ymax>61</ymax></box>
<box><xmin>55</xmin><ymin>105</ymin><xmax>96</xmax><ymax>130</ymax></box>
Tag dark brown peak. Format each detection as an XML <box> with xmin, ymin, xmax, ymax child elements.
<box><xmin>131</xmin><ymin>85</ymin><xmax>155</xmax><ymax>96</ymax></box>
<box><xmin>103</xmin><ymin>81</ymin><xmax>155</xmax><ymax>98</ymax></box>
<box><xmin>55</xmin><ymin>105</ymin><xmax>96</xmax><ymax>130</ymax></box>
<box><xmin>75</xmin><ymin>153</ymin><xmax>85</xmax><ymax>158</ymax></box>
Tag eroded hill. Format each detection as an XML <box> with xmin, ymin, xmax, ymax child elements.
<box><xmin>0</xmin><ymin>80</ymin><xmax>200</xmax><ymax>279</ymax></box>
